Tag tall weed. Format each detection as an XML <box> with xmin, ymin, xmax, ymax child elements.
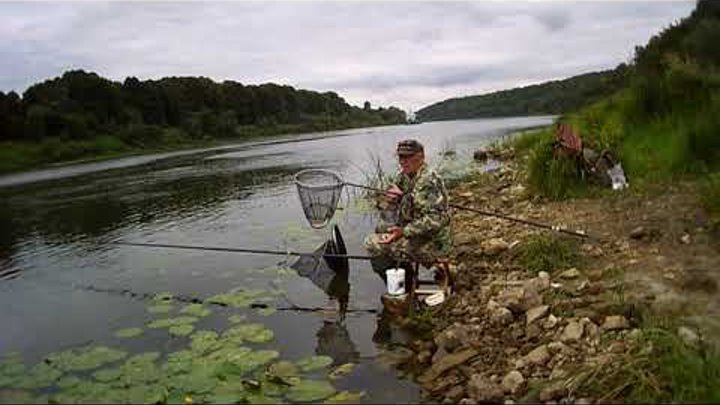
<box><xmin>526</xmin><ymin>137</ymin><xmax>585</xmax><ymax>200</ymax></box>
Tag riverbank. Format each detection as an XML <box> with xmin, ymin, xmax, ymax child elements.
<box><xmin>397</xmin><ymin>143</ymin><xmax>720</xmax><ymax>403</ymax></box>
<box><xmin>0</xmin><ymin>122</ymin><xmax>398</xmax><ymax>176</ymax></box>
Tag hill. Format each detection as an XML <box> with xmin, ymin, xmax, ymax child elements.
<box><xmin>0</xmin><ymin>71</ymin><xmax>406</xmax><ymax>173</ymax></box>
<box><xmin>415</xmin><ymin>66</ymin><xmax>629</xmax><ymax>122</ymax></box>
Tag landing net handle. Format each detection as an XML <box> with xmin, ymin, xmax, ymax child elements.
<box><xmin>294</xmin><ymin>169</ymin><xmax>346</xmax><ymax>229</ymax></box>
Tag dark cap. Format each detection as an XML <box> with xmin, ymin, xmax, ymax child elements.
<box><xmin>397</xmin><ymin>139</ymin><xmax>424</xmax><ymax>156</ymax></box>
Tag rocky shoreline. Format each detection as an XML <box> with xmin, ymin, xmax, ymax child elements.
<box><xmin>381</xmin><ymin>148</ymin><xmax>720</xmax><ymax>403</ymax></box>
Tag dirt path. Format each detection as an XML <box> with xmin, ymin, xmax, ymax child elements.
<box><xmin>388</xmin><ymin>154</ymin><xmax>720</xmax><ymax>403</ymax></box>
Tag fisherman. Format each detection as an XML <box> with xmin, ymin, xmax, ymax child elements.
<box><xmin>363</xmin><ymin>139</ymin><xmax>451</xmax><ymax>286</ymax></box>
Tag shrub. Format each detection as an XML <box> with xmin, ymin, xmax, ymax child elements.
<box><xmin>526</xmin><ymin>137</ymin><xmax>585</xmax><ymax>200</ymax></box>
<box><xmin>517</xmin><ymin>234</ymin><xmax>580</xmax><ymax>275</ymax></box>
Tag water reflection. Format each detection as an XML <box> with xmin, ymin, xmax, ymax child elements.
<box><xmin>0</xmin><ymin>162</ymin><xmax>302</xmax><ymax>280</ymax></box>
<box><xmin>316</xmin><ymin>319</ymin><xmax>359</xmax><ymax>367</ymax></box>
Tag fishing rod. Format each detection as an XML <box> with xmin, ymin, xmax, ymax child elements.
<box><xmin>113</xmin><ymin>241</ymin><xmax>375</xmax><ymax>260</ymax></box>
<box><xmin>343</xmin><ymin>181</ymin><xmax>589</xmax><ymax>239</ymax></box>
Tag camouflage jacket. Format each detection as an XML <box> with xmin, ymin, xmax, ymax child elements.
<box><xmin>393</xmin><ymin>163</ymin><xmax>451</xmax><ymax>251</ymax></box>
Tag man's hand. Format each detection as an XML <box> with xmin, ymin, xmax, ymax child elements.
<box><xmin>378</xmin><ymin>226</ymin><xmax>403</xmax><ymax>244</ymax></box>
<box><xmin>384</xmin><ymin>185</ymin><xmax>403</xmax><ymax>204</ymax></box>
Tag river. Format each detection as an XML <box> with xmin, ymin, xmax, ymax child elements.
<box><xmin>0</xmin><ymin>116</ymin><xmax>553</xmax><ymax>403</ymax></box>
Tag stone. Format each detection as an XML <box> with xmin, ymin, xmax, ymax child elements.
<box><xmin>601</xmin><ymin>315</ymin><xmax>629</xmax><ymax>331</ymax></box>
<box><xmin>473</xmin><ymin>149</ymin><xmax>489</xmax><ymax>161</ymax></box>
<box><xmin>537</xmin><ymin>271</ymin><xmax>551</xmax><ymax>289</ymax></box>
<box><xmin>558</xmin><ymin>268</ymin><xmax>581</xmax><ymax>279</ymax></box>
<box><xmin>539</xmin><ymin>384</ymin><xmax>568</xmax><ymax>402</ymax></box>
<box><xmin>488</xmin><ymin>301</ymin><xmax>514</xmax><ymax>325</ymax></box>
<box><xmin>466</xmin><ymin>374</ymin><xmax>503</xmax><ymax>402</ymax></box>
<box><xmin>526</xmin><ymin>305</ymin><xmax>550</xmax><ymax>325</ymax></box>
<box><xmin>681</xmin><ymin>233</ymin><xmax>691</xmax><ymax>244</ymax></box>
<box><xmin>526</xmin><ymin>322</ymin><xmax>543</xmax><ymax>339</ymax></box>
<box><xmin>581</xmin><ymin>318</ymin><xmax>600</xmax><ymax>340</ymax></box>
<box><xmin>444</xmin><ymin>385</ymin><xmax>466</xmax><ymax>403</ymax></box>
<box><xmin>516</xmin><ymin>344</ymin><xmax>550</xmax><ymax>368</ymax></box>
<box><xmin>435</xmin><ymin>325</ymin><xmax>471</xmax><ymax>353</ymax></box>
<box><xmin>607</xmin><ymin>341</ymin><xmax>626</xmax><ymax>354</ymax></box>
<box><xmin>418</xmin><ymin>349</ymin><xmax>480</xmax><ymax>384</ymax></box>
<box><xmin>524</xmin><ymin>275</ymin><xmax>550</xmax><ymax>293</ymax></box>
<box><xmin>629</xmin><ymin>226</ymin><xmax>647</xmax><ymax>239</ymax></box>
<box><xmin>432</xmin><ymin>347</ymin><xmax>449</xmax><ymax>365</ymax></box>
<box><xmin>501</xmin><ymin>370</ymin><xmax>525</xmax><ymax>394</ymax></box>
<box><xmin>483</xmin><ymin>238</ymin><xmax>510</xmax><ymax>256</ymax></box>
<box><xmin>547</xmin><ymin>341</ymin><xmax>570</xmax><ymax>354</ymax></box>
<box><xmin>560</xmin><ymin>321</ymin><xmax>584</xmax><ymax>342</ymax></box>
<box><xmin>677</xmin><ymin>326</ymin><xmax>700</xmax><ymax>347</ymax></box>
<box><xmin>543</xmin><ymin>314</ymin><xmax>559</xmax><ymax>330</ymax></box>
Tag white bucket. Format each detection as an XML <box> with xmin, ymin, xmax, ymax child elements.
<box><xmin>386</xmin><ymin>268</ymin><xmax>405</xmax><ymax>295</ymax></box>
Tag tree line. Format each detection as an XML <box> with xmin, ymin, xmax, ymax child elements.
<box><xmin>0</xmin><ymin>71</ymin><xmax>406</xmax><ymax>146</ymax></box>
<box><xmin>415</xmin><ymin>66</ymin><xmax>630</xmax><ymax>122</ymax></box>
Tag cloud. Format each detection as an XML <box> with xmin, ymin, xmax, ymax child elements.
<box><xmin>0</xmin><ymin>1</ymin><xmax>696</xmax><ymax>111</ymax></box>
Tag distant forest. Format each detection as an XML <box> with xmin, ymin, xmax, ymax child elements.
<box><xmin>0</xmin><ymin>71</ymin><xmax>406</xmax><ymax>145</ymax></box>
<box><xmin>416</xmin><ymin>65</ymin><xmax>630</xmax><ymax>122</ymax></box>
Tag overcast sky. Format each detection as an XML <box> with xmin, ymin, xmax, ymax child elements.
<box><xmin>0</xmin><ymin>1</ymin><xmax>695</xmax><ymax>112</ymax></box>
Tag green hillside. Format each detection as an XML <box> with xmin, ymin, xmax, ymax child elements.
<box><xmin>520</xmin><ymin>0</ymin><xmax>720</xmax><ymax>223</ymax></box>
<box><xmin>0</xmin><ymin>72</ymin><xmax>406</xmax><ymax>173</ymax></box>
<box><xmin>415</xmin><ymin>66</ymin><xmax>629</xmax><ymax>122</ymax></box>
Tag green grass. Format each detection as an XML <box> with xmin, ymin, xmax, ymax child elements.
<box><xmin>699</xmin><ymin>172</ymin><xmax>720</xmax><ymax>228</ymax></box>
<box><xmin>526</xmin><ymin>136</ymin><xmax>588</xmax><ymax>200</ymax></box>
<box><xmin>517</xmin><ymin>234</ymin><xmax>581</xmax><ymax>275</ymax></box>
<box><xmin>505</xmin><ymin>128</ymin><xmax>553</xmax><ymax>155</ymax></box>
<box><xmin>568</xmin><ymin>316</ymin><xmax>720</xmax><ymax>403</ymax></box>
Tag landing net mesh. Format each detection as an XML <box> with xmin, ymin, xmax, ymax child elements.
<box><xmin>294</xmin><ymin>169</ymin><xmax>345</xmax><ymax>229</ymax></box>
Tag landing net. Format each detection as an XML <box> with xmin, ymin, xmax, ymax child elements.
<box><xmin>294</xmin><ymin>169</ymin><xmax>345</xmax><ymax>229</ymax></box>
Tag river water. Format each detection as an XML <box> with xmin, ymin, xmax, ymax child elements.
<box><xmin>0</xmin><ymin>116</ymin><xmax>553</xmax><ymax>403</ymax></box>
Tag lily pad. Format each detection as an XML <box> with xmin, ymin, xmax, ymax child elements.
<box><xmin>46</xmin><ymin>345</ymin><xmax>128</xmax><ymax>371</ymax></box>
<box><xmin>0</xmin><ymin>389</ymin><xmax>35</xmax><ymax>404</ymax></box>
<box><xmin>218</xmin><ymin>349</ymin><xmax>279</xmax><ymax>378</ymax></box>
<box><xmin>114</xmin><ymin>327</ymin><xmax>144</xmax><ymax>338</ymax></box>
<box><xmin>0</xmin><ymin>354</ymin><xmax>25</xmax><ymax>388</ymax></box>
<box><xmin>14</xmin><ymin>363</ymin><xmax>62</xmax><ymax>389</ymax></box>
<box><xmin>51</xmin><ymin>381</ymin><xmax>122</xmax><ymax>404</ymax></box>
<box><xmin>180</xmin><ymin>304</ymin><xmax>212</xmax><ymax>318</ymax></box>
<box><xmin>127</xmin><ymin>352</ymin><xmax>161</xmax><ymax>364</ymax></box>
<box><xmin>267</xmin><ymin>361</ymin><xmax>299</xmax><ymax>379</ymax></box>
<box><xmin>286</xmin><ymin>379</ymin><xmax>336</xmax><ymax>403</ymax></box>
<box><xmin>148</xmin><ymin>304</ymin><xmax>174</xmax><ymax>314</ymax></box>
<box><xmin>205</xmin><ymin>381</ymin><xmax>247</xmax><ymax>404</ymax></box>
<box><xmin>148</xmin><ymin>316</ymin><xmax>199</xmax><ymax>329</ymax></box>
<box><xmin>256</xmin><ymin>307</ymin><xmax>277</xmax><ymax>316</ymax></box>
<box><xmin>169</xmin><ymin>324</ymin><xmax>195</xmax><ymax>337</ymax></box>
<box><xmin>324</xmin><ymin>390</ymin><xmax>366</xmax><ymax>404</ymax></box>
<box><xmin>296</xmin><ymin>355</ymin><xmax>333</xmax><ymax>372</ymax></box>
<box><xmin>124</xmin><ymin>384</ymin><xmax>167</xmax><ymax>404</ymax></box>
<box><xmin>227</xmin><ymin>315</ymin><xmax>246</xmax><ymax>324</ymax></box>
<box><xmin>245</xmin><ymin>392</ymin><xmax>281</xmax><ymax>404</ymax></box>
<box><xmin>190</xmin><ymin>331</ymin><xmax>221</xmax><ymax>354</ymax></box>
<box><xmin>328</xmin><ymin>363</ymin><xmax>355</xmax><ymax>380</ymax></box>
<box><xmin>152</xmin><ymin>292</ymin><xmax>174</xmax><ymax>302</ymax></box>
<box><xmin>56</xmin><ymin>375</ymin><xmax>83</xmax><ymax>389</ymax></box>
<box><xmin>93</xmin><ymin>368</ymin><xmax>122</xmax><ymax>383</ymax></box>
<box><xmin>162</xmin><ymin>350</ymin><xmax>194</xmax><ymax>376</ymax></box>
<box><xmin>223</xmin><ymin>323</ymin><xmax>274</xmax><ymax>343</ymax></box>
<box><xmin>207</xmin><ymin>289</ymin><xmax>267</xmax><ymax>308</ymax></box>
<box><xmin>169</xmin><ymin>366</ymin><xmax>219</xmax><ymax>394</ymax></box>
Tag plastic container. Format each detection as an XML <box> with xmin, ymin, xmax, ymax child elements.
<box><xmin>386</xmin><ymin>268</ymin><xmax>406</xmax><ymax>295</ymax></box>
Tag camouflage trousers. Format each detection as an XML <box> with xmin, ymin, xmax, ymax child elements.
<box><xmin>363</xmin><ymin>234</ymin><xmax>445</xmax><ymax>278</ymax></box>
